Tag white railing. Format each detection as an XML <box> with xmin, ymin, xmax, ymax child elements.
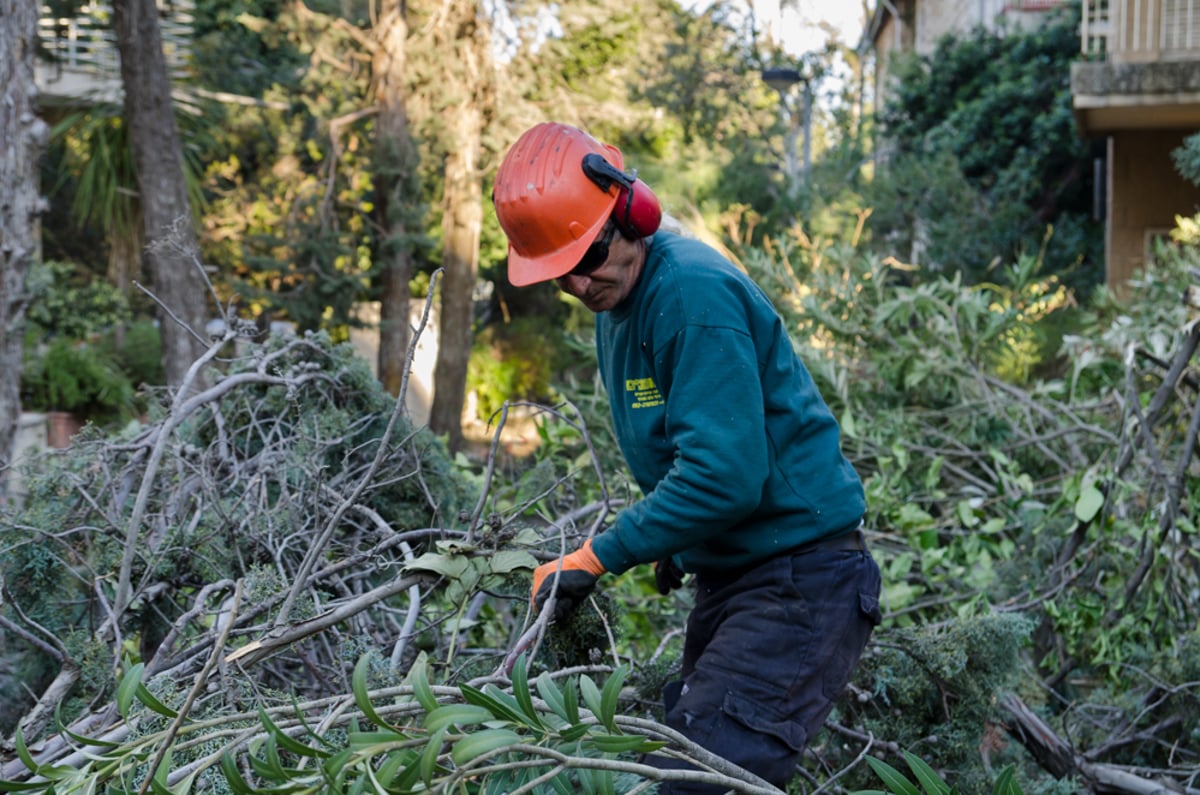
<box><xmin>37</xmin><ymin>0</ymin><xmax>193</xmax><ymax>85</ymax></box>
<box><xmin>1081</xmin><ymin>0</ymin><xmax>1200</xmax><ymax>60</ymax></box>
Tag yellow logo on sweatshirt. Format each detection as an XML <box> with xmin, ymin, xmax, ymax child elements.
<box><xmin>626</xmin><ymin>377</ymin><xmax>664</xmax><ymax>409</ymax></box>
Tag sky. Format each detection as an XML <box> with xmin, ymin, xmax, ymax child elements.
<box><xmin>757</xmin><ymin>0</ymin><xmax>869</xmax><ymax>55</ymax></box>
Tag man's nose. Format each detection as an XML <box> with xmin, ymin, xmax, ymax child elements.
<box><xmin>556</xmin><ymin>273</ymin><xmax>590</xmax><ymax>293</ymax></box>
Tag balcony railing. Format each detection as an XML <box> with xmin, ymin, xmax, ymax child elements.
<box><xmin>1081</xmin><ymin>0</ymin><xmax>1200</xmax><ymax>61</ymax></box>
<box><xmin>37</xmin><ymin>0</ymin><xmax>193</xmax><ymax>88</ymax></box>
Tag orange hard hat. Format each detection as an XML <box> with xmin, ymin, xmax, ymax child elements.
<box><xmin>494</xmin><ymin>123</ymin><xmax>625</xmax><ymax>287</ymax></box>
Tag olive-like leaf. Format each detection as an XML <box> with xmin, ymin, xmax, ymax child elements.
<box><xmin>407</xmin><ymin>653</ymin><xmax>439</xmax><ymax>713</ymax></box>
<box><xmin>116</xmin><ymin>662</ymin><xmax>144</xmax><ymax>720</ymax></box>
<box><xmin>598</xmin><ymin>665</ymin><xmax>628</xmax><ymax>733</ymax></box>
<box><xmin>351</xmin><ymin>655</ymin><xmax>399</xmax><ymax>732</ymax></box>
<box><xmin>903</xmin><ymin>751</ymin><xmax>951</xmax><ymax>795</ymax></box>
<box><xmin>424</xmin><ymin>704</ymin><xmax>495</xmax><ymax>733</ymax></box>
<box><xmin>866</xmin><ymin>756</ymin><xmax>923</xmax><ymax>795</ymax></box>
<box><xmin>449</xmin><ymin>729</ymin><xmax>523</xmax><ymax>766</ymax></box>
<box><xmin>510</xmin><ymin>654</ymin><xmax>544</xmax><ymax>729</ymax></box>
<box><xmin>419</xmin><ymin>726</ymin><xmax>447</xmax><ymax>787</ymax></box>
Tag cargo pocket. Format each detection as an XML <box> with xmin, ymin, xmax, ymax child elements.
<box><xmin>860</xmin><ymin>590</ymin><xmax>882</xmax><ymax>626</ymax></box>
<box><xmin>719</xmin><ymin>691</ymin><xmax>807</xmax><ymax>786</ymax></box>
<box><xmin>722</xmin><ymin>690</ymin><xmax>806</xmax><ymax>752</ymax></box>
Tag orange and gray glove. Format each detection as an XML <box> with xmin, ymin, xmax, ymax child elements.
<box><xmin>654</xmin><ymin>557</ymin><xmax>685</xmax><ymax>595</ymax></box>
<box><xmin>531</xmin><ymin>539</ymin><xmax>606</xmax><ymax>623</ymax></box>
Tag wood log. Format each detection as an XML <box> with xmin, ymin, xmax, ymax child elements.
<box><xmin>1000</xmin><ymin>693</ymin><xmax>1188</xmax><ymax>795</ymax></box>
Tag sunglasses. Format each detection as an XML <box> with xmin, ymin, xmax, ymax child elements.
<box><xmin>565</xmin><ymin>225</ymin><xmax>617</xmax><ymax>278</ymax></box>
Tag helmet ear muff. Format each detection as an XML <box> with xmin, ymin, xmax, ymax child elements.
<box><xmin>581</xmin><ymin>153</ymin><xmax>662</xmax><ymax>239</ymax></box>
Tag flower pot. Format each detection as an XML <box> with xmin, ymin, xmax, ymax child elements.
<box><xmin>46</xmin><ymin>411</ymin><xmax>82</xmax><ymax>449</ymax></box>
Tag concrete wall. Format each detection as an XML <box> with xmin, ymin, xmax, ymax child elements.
<box><xmin>4</xmin><ymin>413</ymin><xmax>48</xmax><ymax>508</ymax></box>
<box><xmin>1107</xmin><ymin>128</ymin><xmax>1200</xmax><ymax>285</ymax></box>
<box><xmin>349</xmin><ymin>302</ymin><xmax>437</xmax><ymax>428</ymax></box>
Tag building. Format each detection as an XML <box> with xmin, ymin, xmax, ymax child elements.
<box><xmin>35</xmin><ymin>0</ymin><xmax>192</xmax><ymax>105</ymax></box>
<box><xmin>1070</xmin><ymin>0</ymin><xmax>1200</xmax><ymax>287</ymax></box>
<box><xmin>865</xmin><ymin>0</ymin><xmax>1069</xmax><ymax>110</ymax></box>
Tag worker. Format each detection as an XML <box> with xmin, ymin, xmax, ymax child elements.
<box><xmin>492</xmin><ymin>121</ymin><xmax>882</xmax><ymax>793</ymax></box>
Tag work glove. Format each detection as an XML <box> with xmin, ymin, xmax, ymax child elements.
<box><xmin>531</xmin><ymin>539</ymin><xmax>606</xmax><ymax>623</ymax></box>
<box><xmin>654</xmin><ymin>557</ymin><xmax>685</xmax><ymax>595</ymax></box>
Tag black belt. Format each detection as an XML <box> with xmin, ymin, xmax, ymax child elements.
<box><xmin>795</xmin><ymin>527</ymin><xmax>867</xmax><ymax>555</ymax></box>
<box><xmin>699</xmin><ymin>526</ymin><xmax>868</xmax><ymax>586</ymax></box>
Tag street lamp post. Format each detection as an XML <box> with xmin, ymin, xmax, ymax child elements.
<box><xmin>761</xmin><ymin>66</ymin><xmax>812</xmax><ymax>192</ymax></box>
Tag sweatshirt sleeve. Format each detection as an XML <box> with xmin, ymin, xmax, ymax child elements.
<box><xmin>590</xmin><ymin>322</ymin><xmax>769</xmax><ymax>574</ymax></box>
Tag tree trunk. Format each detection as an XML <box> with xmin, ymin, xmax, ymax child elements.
<box><xmin>372</xmin><ymin>0</ymin><xmax>422</xmax><ymax>399</ymax></box>
<box><xmin>428</xmin><ymin>1</ymin><xmax>490</xmax><ymax>452</ymax></box>
<box><xmin>112</xmin><ymin>0</ymin><xmax>209</xmax><ymax>389</ymax></box>
<box><xmin>0</xmin><ymin>0</ymin><xmax>48</xmax><ymax>493</ymax></box>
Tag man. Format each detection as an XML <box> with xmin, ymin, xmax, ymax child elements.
<box><xmin>493</xmin><ymin>121</ymin><xmax>882</xmax><ymax>793</ymax></box>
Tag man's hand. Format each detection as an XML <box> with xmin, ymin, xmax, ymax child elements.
<box><xmin>531</xmin><ymin>539</ymin><xmax>606</xmax><ymax>622</ymax></box>
<box><xmin>654</xmin><ymin>557</ymin><xmax>685</xmax><ymax>595</ymax></box>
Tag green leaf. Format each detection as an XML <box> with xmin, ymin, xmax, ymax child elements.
<box><xmin>407</xmin><ymin>653</ymin><xmax>439</xmax><ymax>713</ymax></box>
<box><xmin>11</xmin><ymin>729</ymin><xmax>38</xmax><ymax>775</ymax></box>
<box><xmin>116</xmin><ymin>663</ymin><xmax>144</xmax><ymax>720</ymax></box>
<box><xmin>563</xmin><ymin>678</ymin><xmax>581</xmax><ymax>724</ymax></box>
<box><xmin>587</xmin><ymin>734</ymin><xmax>666</xmax><ymax>754</ymax></box>
<box><xmin>375</xmin><ymin>751</ymin><xmax>411</xmax><ymax>789</ymax></box>
<box><xmin>510</xmin><ymin>653</ymin><xmax>544</xmax><ymax>729</ymax></box>
<box><xmin>560</xmin><ymin>723</ymin><xmax>591</xmax><ymax>742</ymax></box>
<box><xmin>459</xmin><ymin>683</ymin><xmax>530</xmax><ymax>728</ymax></box>
<box><xmin>598</xmin><ymin>665</ymin><xmax>627</xmax><ymax>733</ymax></box>
<box><xmin>405</xmin><ymin>552</ymin><xmax>470</xmax><ymax>579</ymax></box>
<box><xmin>424</xmin><ymin>704</ymin><xmax>496</xmax><ymax>732</ymax></box>
<box><xmin>1074</xmin><ymin>485</ymin><xmax>1104</xmax><ymax>522</ymax></box>
<box><xmin>0</xmin><ymin>779</ymin><xmax>51</xmax><ymax>792</ymax></box>
<box><xmin>449</xmin><ymin>729</ymin><xmax>523</xmax><ymax>766</ymax></box>
<box><xmin>536</xmin><ymin>672</ymin><xmax>567</xmax><ymax>720</ymax></box>
<box><xmin>258</xmin><ymin>706</ymin><xmax>327</xmax><ymax>758</ymax></box>
<box><xmin>549</xmin><ymin>773</ymin><xmax>575</xmax><ymax>795</ymax></box>
<box><xmin>991</xmin><ymin>765</ymin><xmax>1023</xmax><ymax>795</ymax></box>
<box><xmin>348</xmin><ymin>730</ymin><xmax>409</xmax><ymax>750</ymax></box>
<box><xmin>136</xmin><ymin>683</ymin><xmax>179</xmax><ymax>719</ymax></box>
<box><xmin>351</xmin><ymin>655</ymin><xmax>398</xmax><ymax>732</ymax></box>
<box><xmin>219</xmin><ymin>753</ymin><xmax>256</xmax><ymax>795</ymax></box>
<box><xmin>866</xmin><ymin>756</ymin><xmax>923</xmax><ymax>795</ymax></box>
<box><xmin>902</xmin><ymin>751</ymin><xmax>951</xmax><ymax>795</ymax></box>
<box><xmin>579</xmin><ymin>675</ymin><xmax>604</xmax><ymax>723</ymax></box>
<box><xmin>419</xmin><ymin>726</ymin><xmax>446</xmax><ymax>787</ymax></box>
<box><xmin>489</xmin><ymin>550</ymin><xmax>538</xmax><ymax>573</ymax></box>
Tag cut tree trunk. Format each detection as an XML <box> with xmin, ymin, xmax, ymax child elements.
<box><xmin>1001</xmin><ymin>693</ymin><xmax>1185</xmax><ymax>795</ymax></box>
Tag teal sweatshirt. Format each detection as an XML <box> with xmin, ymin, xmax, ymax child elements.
<box><xmin>589</xmin><ymin>232</ymin><xmax>865</xmax><ymax>576</ymax></box>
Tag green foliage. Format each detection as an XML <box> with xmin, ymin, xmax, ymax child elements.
<box><xmin>0</xmin><ymin>655</ymin><xmax>671</xmax><ymax>794</ymax></box>
<box><xmin>858</xmin><ymin>752</ymin><xmax>1024</xmax><ymax>795</ymax></box>
<box><xmin>99</xmin><ymin>320</ymin><xmax>165</xmax><ymax>388</ymax></box>
<box><xmin>20</xmin><ymin>338</ymin><xmax>135</xmax><ymax>422</ymax></box>
<box><xmin>846</xmin><ymin>614</ymin><xmax>1037</xmax><ymax>794</ymax></box>
<box><xmin>2</xmin><ymin>333</ymin><xmax>476</xmax><ymax>734</ymax></box>
<box><xmin>1171</xmin><ymin>132</ymin><xmax>1200</xmax><ymax>186</ymax></box>
<box><xmin>467</xmin><ymin>318</ymin><xmax>560</xmax><ymax>419</ymax></box>
<box><xmin>872</xmin><ymin>6</ymin><xmax>1103</xmax><ymax>288</ymax></box>
<box><xmin>23</xmin><ymin>260</ymin><xmax>130</xmax><ymax>340</ymax></box>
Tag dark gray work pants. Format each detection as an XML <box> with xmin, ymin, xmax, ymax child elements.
<box><xmin>646</xmin><ymin>537</ymin><xmax>882</xmax><ymax>793</ymax></box>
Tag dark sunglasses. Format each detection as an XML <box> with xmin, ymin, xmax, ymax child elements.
<box><xmin>566</xmin><ymin>225</ymin><xmax>617</xmax><ymax>278</ymax></box>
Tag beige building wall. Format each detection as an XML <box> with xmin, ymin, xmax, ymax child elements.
<box><xmin>1107</xmin><ymin>129</ymin><xmax>1200</xmax><ymax>285</ymax></box>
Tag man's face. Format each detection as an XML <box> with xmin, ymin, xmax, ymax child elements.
<box><xmin>554</xmin><ymin>229</ymin><xmax>643</xmax><ymax>313</ymax></box>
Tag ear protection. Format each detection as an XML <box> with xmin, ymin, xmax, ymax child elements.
<box><xmin>581</xmin><ymin>153</ymin><xmax>662</xmax><ymax>239</ymax></box>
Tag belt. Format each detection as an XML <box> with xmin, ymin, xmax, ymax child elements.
<box><xmin>699</xmin><ymin>525</ymin><xmax>868</xmax><ymax>586</ymax></box>
<box><xmin>795</xmin><ymin>527</ymin><xmax>867</xmax><ymax>555</ymax></box>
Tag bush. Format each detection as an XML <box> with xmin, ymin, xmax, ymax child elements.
<box><xmin>20</xmin><ymin>337</ymin><xmax>135</xmax><ymax>424</ymax></box>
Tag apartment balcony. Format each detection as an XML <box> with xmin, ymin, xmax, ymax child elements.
<box><xmin>1072</xmin><ymin>0</ymin><xmax>1200</xmax><ymax>134</ymax></box>
<box><xmin>36</xmin><ymin>0</ymin><xmax>193</xmax><ymax>106</ymax></box>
